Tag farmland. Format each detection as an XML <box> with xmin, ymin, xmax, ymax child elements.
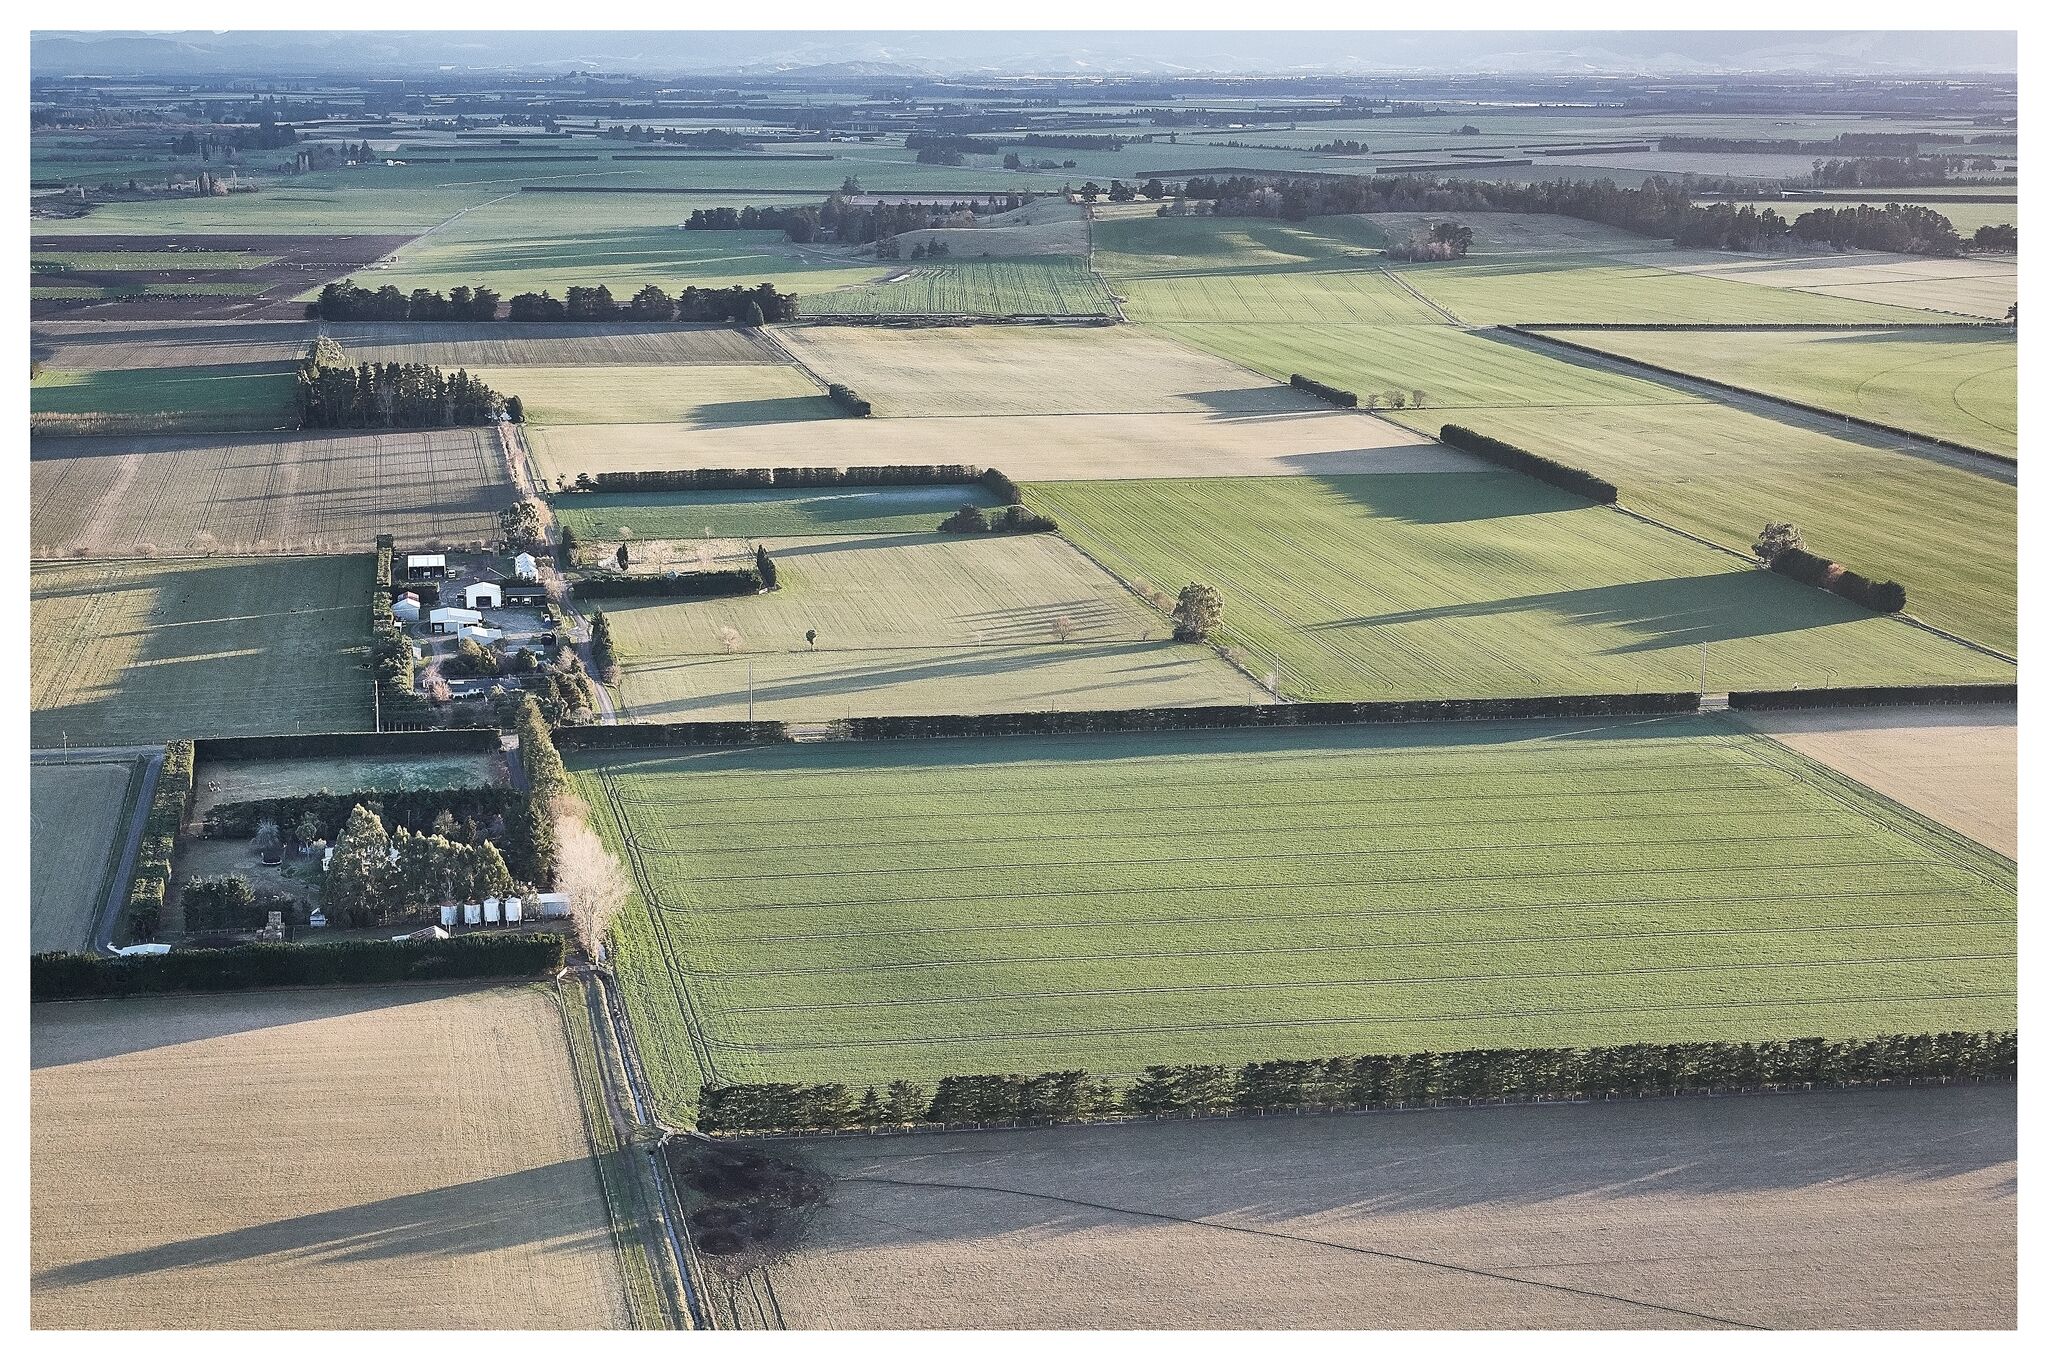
<box><xmin>1380</xmin><ymin>404</ymin><xmax>2017</xmax><ymax>653</ymax></box>
<box><xmin>31</xmin><ymin>427</ymin><xmax>514</xmax><ymax>557</ymax></box>
<box><xmin>798</xmin><ymin>257</ymin><xmax>1117</xmax><ymax>318</ymax></box>
<box><xmin>325</xmin><ymin>320</ymin><xmax>789</xmax><ymax>367</ymax></box>
<box><xmin>30</xmin><ymin>556</ymin><xmax>373</xmax><ymax>747</ymax></box>
<box><xmin>30</xmin><ymin>985</ymin><xmax>631</xmax><ymax>1328</ymax></box>
<box><xmin>29</xmin><ymin>759</ymin><xmax>143</xmax><ymax>955</ymax></box>
<box><xmin>1031</xmin><ymin>475</ymin><xmax>2011</xmax><ymax>700</ymax></box>
<box><xmin>554</xmin><ymin>485</ymin><xmax>1001</xmax><ymax>541</ymax></box>
<box><xmin>1611</xmin><ymin>250</ymin><xmax>2019</xmax><ymax>321</ymax></box>
<box><xmin>1533</xmin><ymin>327</ymin><xmax>2017</xmax><ymax>455</ymax></box>
<box><xmin>32</xmin><ymin>319</ymin><xmax>313</xmax><ymax>370</ymax></box>
<box><xmin>765</xmin><ymin>1086</ymin><xmax>2015</xmax><ymax>1329</ymax></box>
<box><xmin>31</xmin><ymin>361</ymin><xmax>298</xmax><ymax>434</ymax></box>
<box><xmin>600</xmin><ymin>532</ymin><xmax>1260</xmax><ymax>722</ymax></box>
<box><xmin>582</xmin><ymin>716</ymin><xmax>2014</xmax><ymax>1109</ymax></box>
<box><xmin>468</xmin><ymin>363</ymin><xmax>832</xmax><ymax>428</ymax></box>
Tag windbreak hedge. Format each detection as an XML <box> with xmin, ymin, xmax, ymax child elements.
<box><xmin>1439</xmin><ymin>424</ymin><xmax>1619</xmax><ymax>504</ymax></box>
<box><xmin>1767</xmin><ymin>546</ymin><xmax>1908</xmax><ymax>614</ymax></box>
<box><xmin>193</xmin><ymin>730</ymin><xmax>499</xmax><ymax>762</ymax></box>
<box><xmin>1290</xmin><ymin>373</ymin><xmax>1358</xmax><ymax>407</ymax></box>
<box><xmin>571</xmin><ymin>568</ymin><xmax>761</xmax><ymax>599</ymax></box>
<box><xmin>697</xmin><ymin>1031</ymin><xmax>2017</xmax><ymax>1133</ymax></box>
<box><xmin>552</xmin><ymin>721</ymin><xmax>790</xmax><ymax>749</ymax></box>
<box><xmin>1730</xmin><ymin>683</ymin><xmax>2016</xmax><ymax>711</ymax></box>
<box><xmin>580</xmin><ymin>464</ymin><xmax>1004</xmax><ymax>493</ymax></box>
<box><xmin>120</xmin><ymin>740</ymin><xmax>195</xmax><ymax>945</ymax></box>
<box><xmin>841</xmin><ymin>693</ymin><xmax>1700</xmax><ymax>740</ymax></box>
<box><xmin>30</xmin><ymin>933</ymin><xmax>567</xmax><ymax>1001</ymax></box>
<box><xmin>826</xmin><ymin>383</ymin><xmax>872</xmax><ymax>416</ymax></box>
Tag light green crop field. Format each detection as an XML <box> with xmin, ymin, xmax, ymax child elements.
<box><xmin>469</xmin><ymin>363</ymin><xmax>831</xmax><ymax>427</ymax></box>
<box><xmin>32</xmin><ymin>251</ymin><xmax>275</xmax><ymax>270</ymax></box>
<box><xmin>31</xmin><ymin>362</ymin><xmax>298</xmax><ymax>433</ymax></box>
<box><xmin>554</xmin><ymin>485</ymin><xmax>1001</xmax><ymax>541</ymax></box>
<box><xmin>1383</xmin><ymin>405</ymin><xmax>2017</xmax><ymax>654</ymax></box>
<box><xmin>30</xmin><ymin>556</ymin><xmax>374</xmax><ymax>748</ymax></box>
<box><xmin>799</xmin><ymin>257</ymin><xmax>1116</xmax><ymax>317</ymax></box>
<box><xmin>1092</xmin><ymin>213</ymin><xmax>1392</xmax><ymax>275</ymax></box>
<box><xmin>29</xmin><ymin>759</ymin><xmax>143</xmax><ymax>955</ymax></box>
<box><xmin>31</xmin><ymin>280</ymin><xmax>274</xmax><ymax>301</ymax></box>
<box><xmin>1536</xmin><ymin>327</ymin><xmax>2018</xmax><ymax>456</ymax></box>
<box><xmin>1113</xmin><ymin>268</ymin><xmax>1444</xmax><ymax>325</ymax></box>
<box><xmin>1031</xmin><ymin>475</ymin><xmax>2013</xmax><ymax>699</ymax></box>
<box><xmin>600</xmin><ymin>532</ymin><xmax>1258</xmax><ymax>722</ymax></box>
<box><xmin>1390</xmin><ymin>255</ymin><xmax>1956</xmax><ymax>325</ymax></box>
<box><xmin>580</xmin><ymin>717</ymin><xmax>2017</xmax><ymax>1111</ymax></box>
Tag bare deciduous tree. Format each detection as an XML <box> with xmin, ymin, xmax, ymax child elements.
<box><xmin>551</xmin><ymin>793</ymin><xmax>635</xmax><ymax>963</ymax></box>
<box><xmin>1051</xmin><ymin>614</ymin><xmax>1075</xmax><ymax>641</ymax></box>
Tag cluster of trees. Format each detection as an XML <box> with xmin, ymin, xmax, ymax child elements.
<box><xmin>1020</xmin><ymin>133</ymin><xmax>1128</xmax><ymax>150</ymax></box>
<box><xmin>172</xmin><ymin>121</ymin><xmax>297</xmax><ymax>154</ymax></box>
<box><xmin>1383</xmin><ymin>220</ymin><xmax>1474</xmax><ymax>261</ymax></box>
<box><xmin>696</xmin><ymin>1032</ymin><xmax>2017</xmax><ymax>1133</ymax></box>
<box><xmin>370</xmin><ymin>547</ymin><xmax>425</xmax><ymax>725</ymax></box>
<box><xmin>937</xmin><ymin>503</ymin><xmax>1060</xmax><ymax>534</ymax></box>
<box><xmin>181</xmin><ymin>875</ymin><xmax>298</xmax><ymax>932</ymax></box>
<box><xmin>1170</xmin><ymin>583</ymin><xmax>1225</xmax><ymax>642</ymax></box>
<box><xmin>297</xmin><ymin>349</ymin><xmax>510</xmax><ymax>430</ymax></box>
<box><xmin>1312</xmin><ymin>138</ymin><xmax>1369</xmax><ymax>154</ymax></box>
<box><xmin>1785</xmin><ymin>203</ymin><xmax>1964</xmax><ymax>255</ymax></box>
<box><xmin>120</xmin><ymin>740</ymin><xmax>193</xmax><ymax>944</ymax></box>
<box><xmin>506</xmin><ymin>283</ymin><xmax>790</xmax><ymax>325</ymax></box>
<box><xmin>1808</xmin><ymin>156</ymin><xmax>1999</xmax><ymax>188</ymax></box>
<box><xmin>1974</xmin><ymin>224</ymin><xmax>2017</xmax><ymax>253</ymax></box>
<box><xmin>1439</xmin><ymin>425</ymin><xmax>1618</xmax><ymax>504</ymax></box>
<box><xmin>31</xmin><ymin>934</ymin><xmax>566</xmax><ymax>1002</ymax></box>
<box><xmin>684</xmin><ymin>205</ymin><xmax>819</xmax><ymax>235</ymax></box>
<box><xmin>874</xmin><ymin>237</ymin><xmax>952</xmax><ymax>259</ymax></box>
<box><xmin>825</xmin><ymin>383</ymin><xmax>871</xmax><ymax>417</ymax></box>
<box><xmin>588</xmin><ymin>610</ymin><xmax>618</xmax><ymax>681</ymax></box>
<box><xmin>601</xmin><ymin>125</ymin><xmax>754</xmax><ymax>148</ymax></box>
<box><xmin>207</xmin><ymin>784</ymin><xmax>550</xmax><ymax>890</ymax></box>
<box><xmin>311</xmin><ymin>280</ymin><xmax>502</xmax><ymax>321</ymax></box>
<box><xmin>1760</xmin><ymin>535</ymin><xmax>1908</xmax><ymax>614</ymax></box>
<box><xmin>321</xmin><ymin>804</ymin><xmax>518</xmax><ymax>928</ymax></box>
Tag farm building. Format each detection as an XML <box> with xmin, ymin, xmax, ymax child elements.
<box><xmin>405</xmin><ymin>553</ymin><xmax>448</xmax><ymax>580</ymax></box>
<box><xmin>512</xmin><ymin>552</ymin><xmax>539</xmax><ymax>582</ymax></box>
<box><xmin>460</xmin><ymin>624</ymin><xmax>506</xmax><ymax>645</ymax></box>
<box><xmin>429</xmin><ymin>605</ymin><xmax>482</xmax><ymax>635</ymax></box>
<box><xmin>391</xmin><ymin>593</ymin><xmax>421</xmax><ymax>623</ymax></box>
<box><xmin>462</xmin><ymin>581</ymin><xmax>503</xmax><ymax>609</ymax></box>
<box><xmin>498</xmin><ymin>579</ymin><xmax>548</xmax><ymax>606</ymax></box>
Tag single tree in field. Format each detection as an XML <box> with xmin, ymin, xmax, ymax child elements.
<box><xmin>1753</xmin><ymin>522</ymin><xmax>1804</xmax><ymax>563</ymax></box>
<box><xmin>552</xmin><ymin>792</ymin><xmax>635</xmax><ymax>962</ymax></box>
<box><xmin>718</xmin><ymin>625</ymin><xmax>743</xmax><ymax>654</ymax></box>
<box><xmin>805</xmin><ymin>628</ymin><xmax>818</xmax><ymax>650</ymax></box>
<box><xmin>322</xmin><ymin>804</ymin><xmax>392</xmax><ymax>928</ymax></box>
<box><xmin>615</xmin><ymin>542</ymin><xmax>630</xmax><ymax>570</ymax></box>
<box><xmin>1170</xmin><ymin>583</ymin><xmax>1225</xmax><ymax>642</ymax></box>
<box><xmin>1051</xmin><ymin>614</ymin><xmax>1075</xmax><ymax>642</ymax></box>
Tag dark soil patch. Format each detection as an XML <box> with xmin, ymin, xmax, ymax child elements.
<box><xmin>667</xmin><ymin>1140</ymin><xmax>830</xmax><ymax>1274</ymax></box>
<box><xmin>29</xmin><ymin>234</ymin><xmax>417</xmax><ymax>321</ymax></box>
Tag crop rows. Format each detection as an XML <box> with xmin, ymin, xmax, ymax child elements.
<box><xmin>798</xmin><ymin>257</ymin><xmax>1116</xmax><ymax>318</ymax></box>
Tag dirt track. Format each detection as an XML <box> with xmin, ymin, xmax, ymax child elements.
<box><xmin>762</xmin><ymin>1085</ymin><xmax>2014</xmax><ymax>1330</ymax></box>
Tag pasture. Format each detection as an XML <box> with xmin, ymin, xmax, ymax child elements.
<box><xmin>468</xmin><ymin>363</ymin><xmax>831</xmax><ymax>428</ymax></box>
<box><xmin>31</xmin><ymin>427</ymin><xmax>514</xmax><ymax>557</ymax></box>
<box><xmin>30</xmin><ymin>556</ymin><xmax>374</xmax><ymax>747</ymax></box>
<box><xmin>772</xmin><ymin>323</ymin><xmax>1318</xmax><ymax>416</ymax></box>
<box><xmin>31</xmin><ymin>362</ymin><xmax>298</xmax><ymax>435</ymax></box>
<box><xmin>1381</xmin><ymin>403</ymin><xmax>2017</xmax><ymax>653</ymax></box>
<box><xmin>1092</xmin><ymin>213</ymin><xmax>1393</xmax><ymax>275</ymax></box>
<box><xmin>189</xmin><ymin>751</ymin><xmax>508</xmax><ymax>822</ymax></box>
<box><xmin>1541</xmin><ymin>327</ymin><xmax>2017</xmax><ymax>456</ymax></box>
<box><xmin>525</xmin><ymin>410</ymin><xmax>1467</xmax><ymax>485</ymax></box>
<box><xmin>1113</xmin><ymin>267</ymin><xmax>1446</xmax><ymax>325</ymax></box>
<box><xmin>601</xmin><ymin>532</ymin><xmax>1260</xmax><ymax>723</ymax></box>
<box><xmin>29</xmin><ymin>759</ymin><xmax>143</xmax><ymax>955</ymax></box>
<box><xmin>32</xmin><ymin>320</ymin><xmax>313</xmax><ymax>370</ymax></box>
<box><xmin>30</xmin><ymin>985</ymin><xmax>630</xmax><ymax>1329</ymax></box>
<box><xmin>797</xmin><ymin>257</ymin><xmax>1116</xmax><ymax>318</ymax></box>
<box><xmin>582</xmin><ymin>716</ymin><xmax>2014</xmax><ymax>1107</ymax></box>
<box><xmin>324</xmin><ymin>320</ymin><xmax>788</xmax><ymax>367</ymax></box>
<box><xmin>1032</xmin><ymin>474</ymin><xmax>2012</xmax><ymax>700</ymax></box>
<box><xmin>767</xmin><ymin>1086</ymin><xmax>2015</xmax><ymax>1329</ymax></box>
<box><xmin>554</xmin><ymin>485</ymin><xmax>1000</xmax><ymax>541</ymax></box>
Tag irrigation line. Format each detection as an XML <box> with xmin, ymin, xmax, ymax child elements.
<box><xmin>838</xmin><ymin>1175</ymin><xmax>1766</xmax><ymax>1330</ymax></box>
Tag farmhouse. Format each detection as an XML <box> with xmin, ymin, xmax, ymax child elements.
<box><xmin>428</xmin><ymin>605</ymin><xmax>482</xmax><ymax>635</ymax></box>
<box><xmin>406</xmin><ymin>552</ymin><xmax>448</xmax><ymax>580</ymax></box>
<box><xmin>462</xmin><ymin>581</ymin><xmax>503</xmax><ymax>609</ymax></box>
<box><xmin>461</xmin><ymin>624</ymin><xmax>506</xmax><ymax>645</ymax></box>
<box><xmin>513</xmin><ymin>552</ymin><xmax>539</xmax><ymax>582</ymax></box>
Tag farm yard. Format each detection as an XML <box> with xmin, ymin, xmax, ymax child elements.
<box><xmin>1534</xmin><ymin>327</ymin><xmax>2018</xmax><ymax>455</ymax></box>
<box><xmin>582</xmin><ymin>715</ymin><xmax>2014</xmax><ymax>1110</ymax></box>
<box><xmin>30</xmin><ymin>556</ymin><xmax>373</xmax><ymax>747</ymax></box>
<box><xmin>30</xmin><ymin>985</ymin><xmax>631</xmax><ymax>1328</ymax></box>
<box><xmin>598</xmin><ymin>532</ymin><xmax>1261</xmax><ymax>723</ymax></box>
<box><xmin>29</xmin><ymin>759</ymin><xmax>144</xmax><ymax>955</ymax></box>
<box><xmin>764</xmin><ymin>1085</ymin><xmax>2015</xmax><ymax>1329</ymax></box>
<box><xmin>1031</xmin><ymin>475</ymin><xmax>2012</xmax><ymax>700</ymax></box>
<box><xmin>31</xmin><ymin>427</ymin><xmax>515</xmax><ymax>557</ymax></box>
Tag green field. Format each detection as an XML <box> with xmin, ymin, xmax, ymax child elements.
<box><xmin>600</xmin><ymin>532</ymin><xmax>1258</xmax><ymax>722</ymax></box>
<box><xmin>468</xmin><ymin>363</ymin><xmax>832</xmax><ymax>428</ymax></box>
<box><xmin>1030</xmin><ymin>474</ymin><xmax>2012</xmax><ymax>698</ymax></box>
<box><xmin>1093</xmin><ymin>213</ymin><xmax>1392</xmax><ymax>274</ymax></box>
<box><xmin>799</xmin><ymin>257</ymin><xmax>1116</xmax><ymax>317</ymax></box>
<box><xmin>554</xmin><ymin>485</ymin><xmax>1000</xmax><ymax>541</ymax></box>
<box><xmin>31</xmin><ymin>362</ymin><xmax>298</xmax><ymax>433</ymax></box>
<box><xmin>29</xmin><ymin>759</ymin><xmax>143</xmax><ymax>955</ymax></box>
<box><xmin>582</xmin><ymin>717</ymin><xmax>2016</xmax><ymax>1113</ymax></box>
<box><xmin>31</xmin><ymin>556</ymin><xmax>374</xmax><ymax>747</ymax></box>
<box><xmin>1383</xmin><ymin>405</ymin><xmax>2017</xmax><ymax>653</ymax></box>
<box><xmin>1534</xmin><ymin>327</ymin><xmax>2018</xmax><ymax>456</ymax></box>
<box><xmin>33</xmin><ymin>250</ymin><xmax>276</xmax><ymax>270</ymax></box>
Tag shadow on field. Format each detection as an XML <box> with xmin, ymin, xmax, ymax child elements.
<box><xmin>29</xmin><ymin>986</ymin><xmax>486</xmax><ymax>1070</ymax></box>
<box><xmin>33</xmin><ymin>1159</ymin><xmax>614</xmax><ymax>1288</ymax></box>
<box><xmin>690</xmin><ymin>394</ymin><xmax>839</xmax><ymax>427</ymax></box>
<box><xmin>1302</xmin><ymin>468</ymin><xmax>1573</xmax><ymax>525</ymax></box>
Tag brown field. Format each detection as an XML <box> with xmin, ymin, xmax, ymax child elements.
<box><xmin>528</xmin><ymin>410</ymin><xmax>1470</xmax><ymax>483</ymax></box>
<box><xmin>31</xmin><ymin>984</ymin><xmax>630</xmax><ymax>1329</ymax></box>
<box><xmin>325</xmin><ymin>321</ymin><xmax>788</xmax><ymax>367</ymax></box>
<box><xmin>771</xmin><ymin>322</ymin><xmax>1320</xmax><ymax>416</ymax></box>
<box><xmin>1734</xmin><ymin>703</ymin><xmax>2016</xmax><ymax>858</ymax></box>
<box><xmin>31</xmin><ymin>320</ymin><xmax>314</xmax><ymax>370</ymax></box>
<box><xmin>32</xmin><ymin>427</ymin><xmax>514</xmax><ymax>556</ymax></box>
<box><xmin>1614</xmin><ymin>250</ymin><xmax>2018</xmax><ymax>321</ymax></box>
<box><xmin>759</xmin><ymin>1086</ymin><xmax>2015</xmax><ymax>1330</ymax></box>
<box><xmin>29</xmin><ymin>233</ymin><xmax>413</xmax><ymax>321</ymax></box>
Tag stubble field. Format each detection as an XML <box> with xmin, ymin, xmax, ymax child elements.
<box><xmin>31</xmin><ymin>985</ymin><xmax>630</xmax><ymax>1329</ymax></box>
<box><xmin>583</xmin><ymin>717</ymin><xmax>2014</xmax><ymax>1113</ymax></box>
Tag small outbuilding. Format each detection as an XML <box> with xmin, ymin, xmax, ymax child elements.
<box><xmin>429</xmin><ymin>606</ymin><xmax>482</xmax><ymax>635</ymax></box>
<box><xmin>462</xmin><ymin>580</ymin><xmax>503</xmax><ymax>609</ymax></box>
<box><xmin>534</xmin><ymin>892</ymin><xmax>571</xmax><ymax>920</ymax></box>
<box><xmin>391</xmin><ymin>593</ymin><xmax>421</xmax><ymax>623</ymax></box>
<box><xmin>405</xmin><ymin>552</ymin><xmax>448</xmax><ymax>580</ymax></box>
<box><xmin>499</xmin><ymin>580</ymin><xmax>548</xmax><ymax>606</ymax></box>
<box><xmin>460</xmin><ymin>624</ymin><xmax>505</xmax><ymax>645</ymax></box>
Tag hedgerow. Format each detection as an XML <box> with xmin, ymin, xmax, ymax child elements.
<box><xmin>31</xmin><ymin>933</ymin><xmax>567</xmax><ymax>1001</ymax></box>
<box><xmin>1438</xmin><ymin>424</ymin><xmax>1619</xmax><ymax>504</ymax></box>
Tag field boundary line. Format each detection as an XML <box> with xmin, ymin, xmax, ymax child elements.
<box><xmin>1378</xmin><ymin>266</ymin><xmax>1465</xmax><ymax>325</ymax></box>
<box><xmin>87</xmin><ymin>750</ymin><xmax>159</xmax><ymax>955</ymax></box>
